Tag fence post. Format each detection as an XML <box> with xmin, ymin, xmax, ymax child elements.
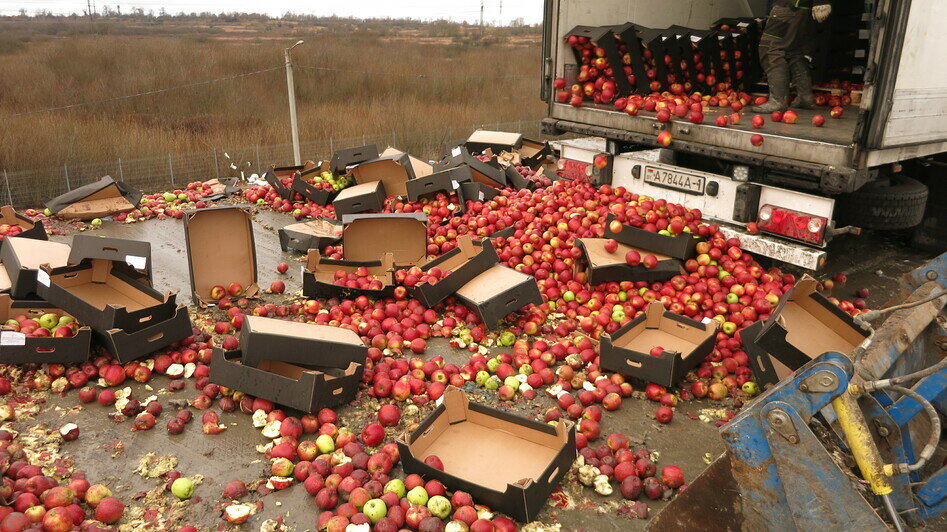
<box><xmin>255</xmin><ymin>145</ymin><xmax>261</xmax><ymax>173</ymax></box>
<box><xmin>329</xmin><ymin>137</ymin><xmax>334</xmax><ymax>154</ymax></box>
<box><xmin>213</xmin><ymin>149</ymin><xmax>221</xmax><ymax>179</ymax></box>
<box><xmin>168</xmin><ymin>154</ymin><xmax>175</xmax><ymax>186</ymax></box>
<box><xmin>63</xmin><ymin>164</ymin><xmax>71</xmax><ymax>191</ymax></box>
<box><xmin>362</xmin><ymin>134</ymin><xmax>367</xmax><ymax>146</ymax></box>
<box><xmin>3</xmin><ymin>170</ymin><xmax>12</xmax><ymax>206</ymax></box>
<box><xmin>117</xmin><ymin>158</ymin><xmax>124</xmax><ymax>181</ymax></box>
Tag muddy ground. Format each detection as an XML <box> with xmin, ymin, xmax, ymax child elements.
<box><xmin>25</xmin><ymin>204</ymin><xmax>938</xmax><ymax>531</ymax></box>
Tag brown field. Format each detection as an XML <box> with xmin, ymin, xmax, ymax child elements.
<box><xmin>0</xmin><ymin>15</ymin><xmax>544</xmax><ymax>174</ymax></box>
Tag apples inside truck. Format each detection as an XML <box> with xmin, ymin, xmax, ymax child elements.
<box><xmin>540</xmin><ymin>0</ymin><xmax>947</xmax><ymax>271</ymax></box>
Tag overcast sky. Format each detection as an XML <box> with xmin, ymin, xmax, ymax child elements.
<box><xmin>1</xmin><ymin>1</ymin><xmax>544</xmax><ymax>24</ymax></box>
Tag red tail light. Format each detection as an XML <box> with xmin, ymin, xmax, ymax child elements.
<box><xmin>757</xmin><ymin>204</ymin><xmax>827</xmax><ymax>245</ymax></box>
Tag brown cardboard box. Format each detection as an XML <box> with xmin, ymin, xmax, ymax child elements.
<box><xmin>302</xmin><ymin>251</ymin><xmax>396</xmax><ymax>300</ymax></box>
<box><xmin>438</xmin><ymin>152</ymin><xmax>507</xmax><ymax>188</ymax></box>
<box><xmin>599</xmin><ymin>303</ymin><xmax>717</xmax><ymax>387</ymax></box>
<box><xmin>458</xmin><ymin>182</ymin><xmax>501</xmax><ymax>204</ymax></box>
<box><xmin>278</xmin><ymin>217</ymin><xmax>343</xmax><ymax>254</ymax></box>
<box><xmin>332</xmin><ymin>181</ymin><xmax>386</xmax><ymax>217</ymax></box>
<box><xmin>405</xmin><ymin>166</ymin><xmax>472</xmax><ymax>202</ymax></box>
<box><xmin>518</xmin><ymin>138</ymin><xmax>554</xmax><ymax>169</ymax></box>
<box><xmin>0</xmin><ymin>238</ymin><xmax>72</xmax><ymax>298</ymax></box>
<box><xmin>455</xmin><ymin>264</ymin><xmax>543</xmax><ymax>329</ymax></box>
<box><xmin>745</xmin><ymin>276</ymin><xmax>870</xmax><ymax>388</ymax></box>
<box><xmin>0</xmin><ymin>206</ymin><xmax>47</xmax><ymax>242</ymax></box>
<box><xmin>210</xmin><ymin>348</ymin><xmax>362</xmax><ymax>413</ymax></box>
<box><xmin>291</xmin><ymin>162</ymin><xmax>338</xmax><ymax>206</ymax></box>
<box><xmin>350</xmin><ymin>148</ymin><xmax>433</xmax><ymax>197</ymax></box>
<box><xmin>464</xmin><ymin>130</ymin><xmax>523</xmax><ymax>155</ymax></box>
<box><xmin>575</xmin><ymin>238</ymin><xmax>682</xmax><ymax>284</ymax></box>
<box><xmin>399</xmin><ymin>386</ymin><xmax>575</xmax><ymax>523</ymax></box>
<box><xmin>183</xmin><ymin>207</ymin><xmax>259</xmax><ymax>305</ymax></box>
<box><xmin>36</xmin><ymin>258</ymin><xmax>191</xmax><ymax>363</ymax></box>
<box><xmin>44</xmin><ymin>176</ymin><xmax>142</xmax><ymax>220</ymax></box>
<box><xmin>264</xmin><ymin>161</ymin><xmax>317</xmax><ymax>200</ymax></box>
<box><xmin>410</xmin><ymin>236</ymin><xmax>499</xmax><ymax>308</ymax></box>
<box><xmin>339</xmin><ymin>213</ymin><xmax>427</xmax><ymax>267</ymax></box>
<box><xmin>238</xmin><ymin>315</ymin><xmax>367</xmax><ymax>369</ymax></box>
<box><xmin>330</xmin><ymin>144</ymin><xmax>378</xmax><ymax>175</ymax></box>
<box><xmin>0</xmin><ymin>295</ymin><xmax>92</xmax><ymax>365</ymax></box>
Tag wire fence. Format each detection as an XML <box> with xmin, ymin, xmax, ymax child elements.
<box><xmin>2</xmin><ymin>119</ymin><xmax>556</xmax><ymax>208</ymax></box>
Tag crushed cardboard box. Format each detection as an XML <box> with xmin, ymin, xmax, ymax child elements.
<box><xmin>278</xmin><ymin>217</ymin><xmax>343</xmax><ymax>254</ymax></box>
<box><xmin>45</xmin><ymin>176</ymin><xmax>142</xmax><ymax>220</ymax></box>
<box><xmin>599</xmin><ymin>302</ymin><xmax>717</xmax><ymax>387</ymax></box>
<box><xmin>464</xmin><ymin>130</ymin><xmax>523</xmax><ymax>155</ymax></box>
<box><xmin>399</xmin><ymin>386</ymin><xmax>575</xmax><ymax>523</ymax></box>
<box><xmin>330</xmin><ymin>144</ymin><xmax>379</xmax><ymax>175</ymax></box>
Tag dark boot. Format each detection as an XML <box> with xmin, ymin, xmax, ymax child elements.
<box><xmin>789</xmin><ymin>60</ymin><xmax>815</xmax><ymax>109</ymax></box>
<box><xmin>752</xmin><ymin>62</ymin><xmax>790</xmax><ymax>113</ymax></box>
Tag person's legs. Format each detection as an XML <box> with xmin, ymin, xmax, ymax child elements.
<box><xmin>753</xmin><ymin>4</ymin><xmax>806</xmax><ymax>113</ymax></box>
<box><xmin>788</xmin><ymin>14</ymin><xmax>816</xmax><ymax>108</ymax></box>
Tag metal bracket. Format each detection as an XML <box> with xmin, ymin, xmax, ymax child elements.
<box><xmin>767</xmin><ymin>408</ymin><xmax>800</xmax><ymax>444</ymax></box>
<box><xmin>799</xmin><ymin>370</ymin><xmax>841</xmax><ymax>393</ymax></box>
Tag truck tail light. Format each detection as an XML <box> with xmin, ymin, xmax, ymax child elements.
<box><xmin>757</xmin><ymin>204</ymin><xmax>827</xmax><ymax>245</ymax></box>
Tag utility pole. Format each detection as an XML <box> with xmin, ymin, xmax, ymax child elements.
<box><xmin>499</xmin><ymin>1</ymin><xmax>502</xmax><ymax>26</ymax></box>
<box><xmin>284</xmin><ymin>40</ymin><xmax>304</xmax><ymax>166</ymax></box>
<box><xmin>480</xmin><ymin>0</ymin><xmax>484</xmax><ymax>39</ymax></box>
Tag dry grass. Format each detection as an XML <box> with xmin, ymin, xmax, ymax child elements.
<box><xmin>0</xmin><ymin>17</ymin><xmax>544</xmax><ymax>173</ymax></box>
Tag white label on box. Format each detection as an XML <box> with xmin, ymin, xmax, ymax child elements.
<box><xmin>1</xmin><ymin>332</ymin><xmax>26</xmax><ymax>346</ymax></box>
<box><xmin>125</xmin><ymin>255</ymin><xmax>147</xmax><ymax>270</ymax></box>
<box><xmin>451</xmin><ymin>180</ymin><xmax>460</xmax><ymax>190</ymax></box>
<box><xmin>690</xmin><ymin>35</ymin><xmax>702</xmax><ymax>43</ymax></box>
<box><xmin>478</xmin><ymin>192</ymin><xmax>485</xmax><ymax>201</ymax></box>
<box><xmin>700</xmin><ymin>317</ymin><xmax>713</xmax><ymax>325</ymax></box>
<box><xmin>451</xmin><ymin>147</ymin><xmax>462</xmax><ymax>157</ymax></box>
<box><xmin>36</xmin><ymin>270</ymin><xmax>50</xmax><ymax>287</ymax></box>
<box><xmin>738</xmin><ymin>22</ymin><xmax>750</xmax><ymax>28</ymax></box>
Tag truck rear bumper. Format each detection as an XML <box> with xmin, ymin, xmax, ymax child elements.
<box><xmin>717</xmin><ymin>224</ymin><xmax>828</xmax><ymax>271</ymax></box>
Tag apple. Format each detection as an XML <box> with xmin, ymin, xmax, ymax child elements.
<box><xmin>715</xmin><ymin>115</ymin><xmax>728</xmax><ymax>127</ymax></box>
<box><xmin>604</xmin><ymin>239</ymin><xmax>618</xmax><ymax>253</ymax></box>
<box><xmin>812</xmin><ymin>114</ymin><xmax>826</xmax><ymax>127</ymax></box>
<box><xmin>750</xmin><ymin>134</ymin><xmax>764</xmax><ymax>146</ymax></box>
<box><xmin>209</xmin><ymin>285</ymin><xmax>226</xmax><ymax>300</ymax></box>
<box><xmin>407</xmin><ymin>486</ymin><xmax>429</xmax><ymax>506</ymax></box>
<box><xmin>649</xmin><ymin>346</ymin><xmax>664</xmax><ymax>357</ymax></box>
<box><xmin>227</xmin><ymin>282</ymin><xmax>244</xmax><ymax>297</ymax></box>
<box><xmin>363</xmin><ymin>498</ymin><xmax>387</xmax><ymax>523</ymax></box>
<box><xmin>625</xmin><ymin>250</ymin><xmax>641</xmax><ymax>266</ymax></box>
<box><xmin>751</xmin><ymin>115</ymin><xmax>765</xmax><ymax>129</ymax></box>
<box><xmin>427</xmin><ymin>495</ymin><xmax>452</xmax><ymax>519</ymax></box>
<box><xmin>770</xmin><ymin>111</ymin><xmax>783</xmax><ymax>123</ymax></box>
<box><xmin>656</xmin><ymin>131</ymin><xmax>672</xmax><ymax>146</ymax></box>
<box><xmin>830</xmin><ymin>106</ymin><xmax>844</xmax><ymax>119</ymax></box>
<box><xmin>316</xmin><ymin>434</ymin><xmax>335</xmax><ymax>454</ymax></box>
<box><xmin>38</xmin><ymin>313</ymin><xmax>59</xmax><ymax>330</ymax></box>
<box><xmin>782</xmin><ymin>110</ymin><xmax>798</xmax><ymax>124</ymax></box>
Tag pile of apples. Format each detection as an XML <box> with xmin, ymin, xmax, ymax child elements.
<box><xmin>297</xmin><ymin>169</ymin><xmax>352</xmax><ymax>193</ymax></box>
<box><xmin>114</xmin><ymin>181</ymin><xmax>217</xmax><ymax>223</ymax></box>
<box><xmin>0</xmin><ymin>224</ymin><xmax>26</xmax><ymax>240</ymax></box>
<box><xmin>333</xmin><ymin>269</ymin><xmax>386</xmax><ymax>291</ymax></box>
<box><xmin>395</xmin><ymin>266</ymin><xmax>451</xmax><ymax>288</ymax></box>
<box><xmin>2</xmin><ymin>311</ymin><xmax>79</xmax><ymax>338</ymax></box>
<box><xmin>563</xmin><ymin>34</ymin><xmax>620</xmax><ymax>106</ymax></box>
<box><xmin>242</xmin><ymin>183</ymin><xmax>337</xmax><ymax>219</ymax></box>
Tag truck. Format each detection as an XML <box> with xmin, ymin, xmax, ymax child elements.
<box><xmin>540</xmin><ymin>0</ymin><xmax>947</xmax><ymax>270</ymax></box>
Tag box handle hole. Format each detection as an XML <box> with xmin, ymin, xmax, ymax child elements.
<box><xmin>625</xmin><ymin>359</ymin><xmax>642</xmax><ymax>368</ymax></box>
<box><xmin>505</xmin><ymin>298</ymin><xmax>518</xmax><ymax>307</ymax></box>
<box><xmin>421</xmin><ymin>427</ymin><xmax>434</xmax><ymax>437</ymax></box>
<box><xmin>332</xmin><ymin>387</ymin><xmax>344</xmax><ymax>395</ymax></box>
<box><xmin>63</xmin><ymin>273</ymin><xmax>78</xmax><ymax>279</ymax></box>
<box><xmin>36</xmin><ymin>347</ymin><xmax>55</xmax><ymax>353</ymax></box>
<box><xmin>545</xmin><ymin>466</ymin><xmax>559</xmax><ymax>483</ymax></box>
<box><xmin>147</xmin><ymin>332</ymin><xmax>164</xmax><ymax>342</ymax></box>
<box><xmin>102</xmin><ymin>247</ymin><xmax>118</xmax><ymax>253</ymax></box>
<box><xmin>139</xmin><ymin>315</ymin><xmax>153</xmax><ymax>323</ymax></box>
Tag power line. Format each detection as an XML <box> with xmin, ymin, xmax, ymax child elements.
<box><xmin>294</xmin><ymin>64</ymin><xmax>531</xmax><ymax>80</ymax></box>
<box><xmin>2</xmin><ymin>66</ymin><xmax>282</xmax><ymax>119</ymax></box>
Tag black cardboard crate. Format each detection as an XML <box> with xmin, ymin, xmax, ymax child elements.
<box><xmin>613</xmin><ymin>23</ymin><xmax>653</xmax><ymax>95</ymax></box>
<box><xmin>350</xmin><ymin>149</ymin><xmax>433</xmax><ymax>198</ymax></box>
<box><xmin>332</xmin><ymin>181</ymin><xmax>386</xmax><ymax>217</ymax></box>
<box><xmin>0</xmin><ymin>238</ymin><xmax>72</xmax><ymax>299</ymax></box>
<box><xmin>302</xmin><ymin>251</ymin><xmax>396</xmax><ymax>301</ymax></box>
<box><xmin>518</xmin><ymin>138</ymin><xmax>553</xmax><ymax>170</ymax></box>
<box><xmin>604</xmin><ymin>214</ymin><xmax>700</xmax><ymax>261</ymax></box>
<box><xmin>291</xmin><ymin>165</ymin><xmax>338</xmax><ymax>206</ymax></box>
<box><xmin>278</xmin><ymin>218</ymin><xmax>343</xmax><ymax>254</ymax></box>
<box><xmin>406</xmin><ymin>166</ymin><xmax>472</xmax><ymax>202</ymax></box>
<box><xmin>210</xmin><ymin>348</ymin><xmax>361</xmax><ymax>413</ymax></box>
<box><xmin>0</xmin><ymin>295</ymin><xmax>92</xmax><ymax>365</ymax></box>
<box><xmin>399</xmin><ymin>386</ymin><xmax>575</xmax><ymax>523</ymax></box>
<box><xmin>464</xmin><ymin>130</ymin><xmax>524</xmax><ymax>155</ymax></box>
<box><xmin>340</xmin><ymin>213</ymin><xmax>428</xmax><ymax>267</ymax></box>
<box><xmin>264</xmin><ymin>161</ymin><xmax>317</xmax><ymax>200</ymax></box>
<box><xmin>599</xmin><ymin>302</ymin><xmax>717</xmax><ymax>387</ymax></box>
<box><xmin>564</xmin><ymin>25</ymin><xmax>632</xmax><ymax>96</ymax></box>
<box><xmin>458</xmin><ymin>182</ymin><xmax>501</xmax><ymax>204</ymax></box>
<box><xmin>503</xmin><ymin>165</ymin><xmax>535</xmax><ymax>191</ymax></box>
<box><xmin>184</xmin><ymin>206</ymin><xmax>259</xmax><ymax>305</ymax></box>
<box><xmin>410</xmin><ymin>237</ymin><xmax>499</xmax><ymax>308</ymax></box>
<box><xmin>454</xmin><ymin>264</ymin><xmax>543</xmax><ymax>329</ymax></box>
<box><xmin>751</xmin><ymin>276</ymin><xmax>870</xmax><ymax>387</ymax></box>
<box><xmin>69</xmin><ymin>234</ymin><xmax>152</xmax><ymax>285</ymax></box>
<box><xmin>575</xmin><ymin>238</ymin><xmax>683</xmax><ymax>284</ymax></box>
<box><xmin>0</xmin><ymin>206</ymin><xmax>47</xmax><ymax>242</ymax></box>
<box><xmin>95</xmin><ymin>304</ymin><xmax>192</xmax><ymax>363</ymax></box>
<box><xmin>331</xmin><ymin>144</ymin><xmax>379</xmax><ymax>175</ymax></box>
<box><xmin>438</xmin><ymin>152</ymin><xmax>506</xmax><ymax>188</ymax></box>
<box><xmin>238</xmin><ymin>315</ymin><xmax>367</xmax><ymax>369</ymax></box>
<box><xmin>45</xmin><ymin>176</ymin><xmax>142</xmax><ymax>220</ymax></box>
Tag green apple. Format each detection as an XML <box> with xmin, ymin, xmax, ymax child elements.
<box><xmin>43</xmin><ymin>208</ymin><xmax>52</xmax><ymax>216</ymax></box>
<box><xmin>4</xmin><ymin>319</ymin><xmax>19</xmax><ymax>330</ymax></box>
<box><xmin>503</xmin><ymin>376</ymin><xmax>520</xmax><ymax>390</ymax></box>
<box><xmin>383</xmin><ymin>479</ymin><xmax>406</xmax><ymax>498</ymax></box>
<box><xmin>742</xmin><ymin>381</ymin><xmax>759</xmax><ymax>396</ymax></box>
<box><xmin>563</xmin><ymin>291</ymin><xmax>575</xmax><ymax>302</ymax></box>
<box><xmin>171</xmin><ymin>477</ymin><xmax>195</xmax><ymax>500</ymax></box>
<box><xmin>177</xmin><ymin>193</ymin><xmax>187</xmax><ymax>200</ymax></box>
<box><xmin>315</xmin><ymin>434</ymin><xmax>335</xmax><ymax>454</ymax></box>
<box><xmin>518</xmin><ymin>364</ymin><xmax>532</xmax><ymax>376</ymax></box>
<box><xmin>484</xmin><ymin>376</ymin><xmax>501</xmax><ymax>391</ymax></box>
<box><xmin>722</xmin><ymin>321</ymin><xmax>737</xmax><ymax>335</ymax></box>
<box><xmin>38</xmin><ymin>313</ymin><xmax>59</xmax><ymax>330</ymax></box>
<box><xmin>725</xmin><ymin>293</ymin><xmax>738</xmax><ymax>304</ymax></box>
<box><xmin>363</xmin><ymin>498</ymin><xmax>387</xmax><ymax>523</ymax></box>
<box><xmin>90</xmin><ymin>218</ymin><xmax>102</xmax><ymax>226</ymax></box>
<box><xmin>406</xmin><ymin>486</ymin><xmax>429</xmax><ymax>506</ymax></box>
<box><xmin>498</xmin><ymin>331</ymin><xmax>516</xmax><ymax>346</ymax></box>
<box><xmin>474</xmin><ymin>371</ymin><xmax>490</xmax><ymax>386</ymax></box>
<box><xmin>486</xmin><ymin>358</ymin><xmax>501</xmax><ymax>373</ymax></box>
<box><xmin>56</xmin><ymin>316</ymin><xmax>75</xmax><ymax>328</ymax></box>
<box><xmin>427</xmin><ymin>495</ymin><xmax>451</xmax><ymax>519</ymax></box>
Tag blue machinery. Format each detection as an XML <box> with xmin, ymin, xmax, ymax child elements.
<box><xmin>653</xmin><ymin>253</ymin><xmax>947</xmax><ymax>530</ymax></box>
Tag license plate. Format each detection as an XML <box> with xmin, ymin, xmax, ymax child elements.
<box><xmin>644</xmin><ymin>166</ymin><xmax>706</xmax><ymax>195</ymax></box>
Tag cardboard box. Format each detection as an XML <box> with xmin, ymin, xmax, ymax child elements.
<box><xmin>439</xmin><ymin>152</ymin><xmax>506</xmax><ymax>188</ymax></box>
<box><xmin>518</xmin><ymin>138</ymin><xmax>553</xmax><ymax>170</ymax></box>
<box><xmin>599</xmin><ymin>303</ymin><xmax>717</xmax><ymax>387</ymax></box>
<box><xmin>340</xmin><ymin>213</ymin><xmax>427</xmax><ymax>267</ymax></box>
<box><xmin>410</xmin><ymin>236</ymin><xmax>499</xmax><ymax>308</ymax></box>
<box><xmin>405</xmin><ymin>166</ymin><xmax>472</xmax><ymax>202</ymax></box>
<box><xmin>332</xmin><ymin>181</ymin><xmax>386</xmax><ymax>217</ymax></box>
<box><xmin>291</xmin><ymin>162</ymin><xmax>338</xmax><ymax>206</ymax></box>
<box><xmin>183</xmin><ymin>207</ymin><xmax>259</xmax><ymax>305</ymax></box>
<box><xmin>454</xmin><ymin>264</ymin><xmax>543</xmax><ymax>329</ymax></box>
<box><xmin>575</xmin><ymin>238</ymin><xmax>681</xmax><ymax>284</ymax></box>
<box><xmin>36</xmin><ymin>259</ymin><xmax>191</xmax><ymax>363</ymax></box>
<box><xmin>399</xmin><ymin>386</ymin><xmax>575</xmax><ymax>523</ymax></box>
<box><xmin>458</xmin><ymin>182</ymin><xmax>501</xmax><ymax>204</ymax></box>
<box><xmin>330</xmin><ymin>144</ymin><xmax>379</xmax><ymax>175</ymax></box>
<box><xmin>350</xmin><ymin>148</ymin><xmax>433</xmax><ymax>197</ymax></box>
<box><xmin>210</xmin><ymin>348</ymin><xmax>362</xmax><ymax>413</ymax></box>
<box><xmin>0</xmin><ymin>295</ymin><xmax>92</xmax><ymax>365</ymax></box>
<box><xmin>503</xmin><ymin>165</ymin><xmax>535</xmax><ymax>191</ymax></box>
<box><xmin>264</xmin><ymin>161</ymin><xmax>317</xmax><ymax>200</ymax></box>
<box><xmin>746</xmin><ymin>276</ymin><xmax>871</xmax><ymax>388</ymax></box>
<box><xmin>278</xmin><ymin>217</ymin><xmax>343</xmax><ymax>254</ymax></box>
<box><xmin>464</xmin><ymin>130</ymin><xmax>523</xmax><ymax>155</ymax></box>
<box><xmin>238</xmin><ymin>315</ymin><xmax>367</xmax><ymax>369</ymax></box>
<box><xmin>0</xmin><ymin>238</ymin><xmax>72</xmax><ymax>299</ymax></box>
<box><xmin>302</xmin><ymin>251</ymin><xmax>396</xmax><ymax>300</ymax></box>
<box><xmin>0</xmin><ymin>205</ymin><xmax>47</xmax><ymax>242</ymax></box>
<box><xmin>604</xmin><ymin>214</ymin><xmax>699</xmax><ymax>261</ymax></box>
<box><xmin>69</xmin><ymin>234</ymin><xmax>152</xmax><ymax>285</ymax></box>
<box><xmin>44</xmin><ymin>176</ymin><xmax>142</xmax><ymax>220</ymax></box>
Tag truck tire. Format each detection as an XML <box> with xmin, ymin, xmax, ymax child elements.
<box><xmin>834</xmin><ymin>175</ymin><xmax>928</xmax><ymax>230</ymax></box>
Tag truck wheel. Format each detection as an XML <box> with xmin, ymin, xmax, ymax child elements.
<box><xmin>834</xmin><ymin>175</ymin><xmax>928</xmax><ymax>230</ymax></box>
